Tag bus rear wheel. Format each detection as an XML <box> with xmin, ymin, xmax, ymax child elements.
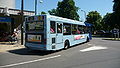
<box><xmin>64</xmin><ymin>40</ymin><xmax>69</xmax><ymax>50</ymax></box>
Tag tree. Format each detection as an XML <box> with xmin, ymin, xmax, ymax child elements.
<box><xmin>86</xmin><ymin>11</ymin><xmax>102</xmax><ymax>30</ymax></box>
<box><xmin>40</xmin><ymin>11</ymin><xmax>47</xmax><ymax>14</ymax></box>
<box><xmin>113</xmin><ymin>0</ymin><xmax>120</xmax><ymax>29</ymax></box>
<box><xmin>48</xmin><ymin>0</ymin><xmax>80</xmax><ymax>21</ymax></box>
<box><xmin>48</xmin><ymin>9</ymin><xmax>57</xmax><ymax>16</ymax></box>
<box><xmin>113</xmin><ymin>0</ymin><xmax>120</xmax><ymax>12</ymax></box>
<box><xmin>100</xmin><ymin>0</ymin><xmax>120</xmax><ymax>30</ymax></box>
<box><xmin>101</xmin><ymin>13</ymin><xmax>114</xmax><ymax>30</ymax></box>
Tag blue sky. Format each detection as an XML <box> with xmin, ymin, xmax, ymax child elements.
<box><xmin>16</xmin><ymin>0</ymin><xmax>113</xmax><ymax>21</ymax></box>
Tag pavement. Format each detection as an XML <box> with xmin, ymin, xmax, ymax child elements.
<box><xmin>0</xmin><ymin>42</ymin><xmax>25</xmax><ymax>52</ymax></box>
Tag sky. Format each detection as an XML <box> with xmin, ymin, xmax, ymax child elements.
<box><xmin>16</xmin><ymin>0</ymin><xmax>113</xmax><ymax>21</ymax></box>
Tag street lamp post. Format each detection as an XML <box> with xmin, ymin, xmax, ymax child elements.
<box><xmin>35</xmin><ymin>0</ymin><xmax>37</xmax><ymax>15</ymax></box>
<box><xmin>81</xmin><ymin>10</ymin><xmax>86</xmax><ymax>21</ymax></box>
<box><xmin>35</xmin><ymin>0</ymin><xmax>43</xmax><ymax>15</ymax></box>
<box><xmin>21</xmin><ymin>0</ymin><xmax>24</xmax><ymax>45</ymax></box>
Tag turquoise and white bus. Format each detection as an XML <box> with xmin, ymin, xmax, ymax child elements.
<box><xmin>25</xmin><ymin>15</ymin><xmax>92</xmax><ymax>51</ymax></box>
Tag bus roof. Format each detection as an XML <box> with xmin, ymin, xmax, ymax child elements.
<box><xmin>46</xmin><ymin>15</ymin><xmax>85</xmax><ymax>26</ymax></box>
<box><xmin>25</xmin><ymin>14</ymin><xmax>86</xmax><ymax>26</ymax></box>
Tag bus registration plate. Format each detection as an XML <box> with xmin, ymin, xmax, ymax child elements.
<box><xmin>27</xmin><ymin>35</ymin><xmax>41</xmax><ymax>42</ymax></box>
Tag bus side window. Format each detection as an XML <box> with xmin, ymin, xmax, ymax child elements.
<box><xmin>78</xmin><ymin>25</ymin><xmax>83</xmax><ymax>34</ymax></box>
<box><xmin>72</xmin><ymin>24</ymin><xmax>77</xmax><ymax>35</ymax></box>
<box><xmin>63</xmin><ymin>26</ymin><xmax>67</xmax><ymax>33</ymax></box>
<box><xmin>57</xmin><ymin>23</ymin><xmax>62</xmax><ymax>33</ymax></box>
<box><xmin>63</xmin><ymin>23</ymin><xmax>71</xmax><ymax>35</ymax></box>
<box><xmin>83</xmin><ymin>26</ymin><xmax>87</xmax><ymax>34</ymax></box>
<box><xmin>50</xmin><ymin>21</ymin><xmax>56</xmax><ymax>34</ymax></box>
<box><xmin>81</xmin><ymin>26</ymin><xmax>85</xmax><ymax>34</ymax></box>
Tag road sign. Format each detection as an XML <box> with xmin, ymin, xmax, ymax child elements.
<box><xmin>113</xmin><ymin>28</ymin><xmax>119</xmax><ymax>34</ymax></box>
<box><xmin>112</xmin><ymin>28</ymin><xmax>119</xmax><ymax>40</ymax></box>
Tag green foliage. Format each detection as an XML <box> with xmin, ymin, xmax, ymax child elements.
<box><xmin>40</xmin><ymin>11</ymin><xmax>47</xmax><ymax>14</ymax></box>
<box><xmin>113</xmin><ymin>0</ymin><xmax>120</xmax><ymax>12</ymax></box>
<box><xmin>113</xmin><ymin>0</ymin><xmax>120</xmax><ymax>29</ymax></box>
<box><xmin>48</xmin><ymin>0</ymin><xmax>80</xmax><ymax>21</ymax></box>
<box><xmin>112</xmin><ymin>12</ymin><xmax>120</xmax><ymax>29</ymax></box>
<box><xmin>100</xmin><ymin>0</ymin><xmax>120</xmax><ymax>30</ymax></box>
<box><xmin>101</xmin><ymin>13</ymin><xmax>114</xmax><ymax>30</ymax></box>
<box><xmin>86</xmin><ymin>11</ymin><xmax>102</xmax><ymax>30</ymax></box>
<box><xmin>48</xmin><ymin>9</ymin><xmax>57</xmax><ymax>16</ymax></box>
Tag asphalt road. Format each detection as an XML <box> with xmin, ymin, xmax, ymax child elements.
<box><xmin>0</xmin><ymin>37</ymin><xmax>120</xmax><ymax>68</ymax></box>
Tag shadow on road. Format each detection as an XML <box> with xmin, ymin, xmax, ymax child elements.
<box><xmin>8</xmin><ymin>48</ymin><xmax>59</xmax><ymax>56</ymax></box>
<box><xmin>7</xmin><ymin>42</ymin><xmax>89</xmax><ymax>56</ymax></box>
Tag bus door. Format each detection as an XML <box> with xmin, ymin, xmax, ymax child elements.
<box><xmin>50</xmin><ymin>21</ymin><xmax>56</xmax><ymax>49</ymax></box>
<box><xmin>50</xmin><ymin>21</ymin><xmax>63</xmax><ymax>49</ymax></box>
<box><xmin>56</xmin><ymin>22</ymin><xmax>63</xmax><ymax>44</ymax></box>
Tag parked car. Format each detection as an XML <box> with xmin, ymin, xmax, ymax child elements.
<box><xmin>96</xmin><ymin>30</ymin><xmax>106</xmax><ymax>36</ymax></box>
<box><xmin>104</xmin><ymin>31</ymin><xmax>112</xmax><ymax>37</ymax></box>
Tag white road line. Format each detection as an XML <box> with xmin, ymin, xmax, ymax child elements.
<box><xmin>87</xmin><ymin>44</ymin><xmax>96</xmax><ymax>46</ymax></box>
<box><xmin>87</xmin><ymin>44</ymin><xmax>92</xmax><ymax>46</ymax></box>
<box><xmin>80</xmin><ymin>46</ymin><xmax>108</xmax><ymax>52</ymax></box>
<box><xmin>0</xmin><ymin>55</ymin><xmax>61</xmax><ymax>68</ymax></box>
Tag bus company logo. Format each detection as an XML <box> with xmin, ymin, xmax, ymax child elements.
<box><xmin>74</xmin><ymin>35</ymin><xmax>85</xmax><ymax>40</ymax></box>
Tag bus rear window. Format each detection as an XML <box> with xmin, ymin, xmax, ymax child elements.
<box><xmin>26</xmin><ymin>21</ymin><xmax>44</xmax><ymax>31</ymax></box>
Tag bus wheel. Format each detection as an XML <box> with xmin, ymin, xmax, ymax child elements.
<box><xmin>64</xmin><ymin>40</ymin><xmax>69</xmax><ymax>50</ymax></box>
<box><xmin>86</xmin><ymin>37</ymin><xmax>89</xmax><ymax>42</ymax></box>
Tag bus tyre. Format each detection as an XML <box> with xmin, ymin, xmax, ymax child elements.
<box><xmin>86</xmin><ymin>37</ymin><xmax>89</xmax><ymax>42</ymax></box>
<box><xmin>64</xmin><ymin>40</ymin><xmax>69</xmax><ymax>50</ymax></box>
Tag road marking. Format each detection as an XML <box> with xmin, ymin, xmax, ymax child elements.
<box><xmin>87</xmin><ymin>44</ymin><xmax>92</xmax><ymax>46</ymax></box>
<box><xmin>80</xmin><ymin>46</ymin><xmax>108</xmax><ymax>52</ymax></box>
<box><xmin>0</xmin><ymin>55</ymin><xmax>61</xmax><ymax>68</ymax></box>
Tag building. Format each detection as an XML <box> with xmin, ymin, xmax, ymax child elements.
<box><xmin>0</xmin><ymin>0</ymin><xmax>15</xmax><ymax>9</ymax></box>
<box><xmin>0</xmin><ymin>7</ymin><xmax>35</xmax><ymax>16</ymax></box>
<box><xmin>0</xmin><ymin>1</ymin><xmax>35</xmax><ymax>41</ymax></box>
